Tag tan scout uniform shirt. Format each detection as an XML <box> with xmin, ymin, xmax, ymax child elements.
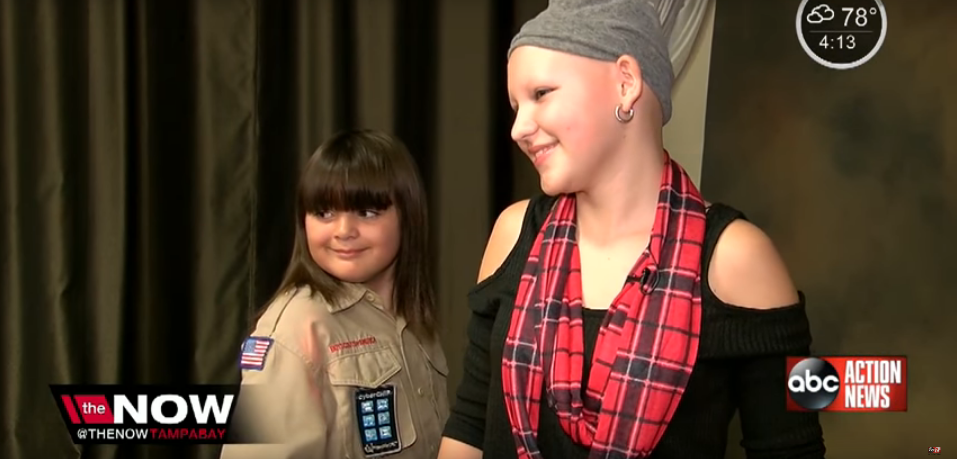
<box><xmin>219</xmin><ymin>284</ymin><xmax>450</xmax><ymax>459</ymax></box>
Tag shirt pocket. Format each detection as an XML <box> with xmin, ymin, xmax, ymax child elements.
<box><xmin>422</xmin><ymin>344</ymin><xmax>450</xmax><ymax>418</ymax></box>
<box><xmin>327</xmin><ymin>347</ymin><xmax>418</xmax><ymax>458</ymax></box>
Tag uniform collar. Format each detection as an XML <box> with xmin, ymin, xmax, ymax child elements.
<box><xmin>326</xmin><ymin>282</ymin><xmax>407</xmax><ymax>331</ymax></box>
<box><xmin>327</xmin><ymin>282</ymin><xmax>382</xmax><ymax>313</ymax></box>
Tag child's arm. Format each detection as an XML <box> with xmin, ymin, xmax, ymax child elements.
<box><xmin>220</xmin><ymin>337</ymin><xmax>328</xmax><ymax>459</ymax></box>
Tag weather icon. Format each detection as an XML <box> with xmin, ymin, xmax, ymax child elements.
<box><xmin>806</xmin><ymin>4</ymin><xmax>835</xmax><ymax>24</ymax></box>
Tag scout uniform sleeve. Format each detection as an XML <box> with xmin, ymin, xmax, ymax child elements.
<box><xmin>220</xmin><ymin>336</ymin><xmax>329</xmax><ymax>459</ymax></box>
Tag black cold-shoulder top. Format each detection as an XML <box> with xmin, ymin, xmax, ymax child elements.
<box><xmin>443</xmin><ymin>194</ymin><xmax>826</xmax><ymax>458</ymax></box>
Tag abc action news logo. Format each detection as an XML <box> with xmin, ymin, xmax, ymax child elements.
<box><xmin>50</xmin><ymin>385</ymin><xmax>244</xmax><ymax>444</ymax></box>
<box><xmin>786</xmin><ymin>356</ymin><xmax>907</xmax><ymax>412</ymax></box>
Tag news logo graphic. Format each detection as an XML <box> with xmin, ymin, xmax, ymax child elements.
<box><xmin>786</xmin><ymin>356</ymin><xmax>907</xmax><ymax>412</ymax></box>
<box><xmin>51</xmin><ymin>384</ymin><xmax>240</xmax><ymax>444</ymax></box>
<box><xmin>928</xmin><ymin>446</ymin><xmax>942</xmax><ymax>455</ymax></box>
<box><xmin>795</xmin><ymin>0</ymin><xmax>888</xmax><ymax>70</ymax></box>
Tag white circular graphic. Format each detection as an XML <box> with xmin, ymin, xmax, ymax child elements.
<box><xmin>796</xmin><ymin>0</ymin><xmax>888</xmax><ymax>70</ymax></box>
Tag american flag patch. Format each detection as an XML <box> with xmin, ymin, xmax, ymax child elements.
<box><xmin>239</xmin><ymin>336</ymin><xmax>273</xmax><ymax>371</ymax></box>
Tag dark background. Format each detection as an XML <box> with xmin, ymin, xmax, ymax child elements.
<box><xmin>703</xmin><ymin>1</ymin><xmax>957</xmax><ymax>457</ymax></box>
<box><xmin>0</xmin><ymin>0</ymin><xmax>953</xmax><ymax>458</ymax></box>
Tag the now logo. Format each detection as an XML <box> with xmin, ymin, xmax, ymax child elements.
<box><xmin>65</xmin><ymin>394</ymin><xmax>234</xmax><ymax>425</ymax></box>
<box><xmin>787</xmin><ymin>357</ymin><xmax>840</xmax><ymax>410</ymax></box>
<box><xmin>114</xmin><ymin>394</ymin><xmax>234</xmax><ymax>424</ymax></box>
<box><xmin>51</xmin><ymin>385</ymin><xmax>239</xmax><ymax>427</ymax></box>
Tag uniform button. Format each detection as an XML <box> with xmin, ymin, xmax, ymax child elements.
<box><xmin>417</xmin><ymin>387</ymin><xmax>425</xmax><ymax>396</ymax></box>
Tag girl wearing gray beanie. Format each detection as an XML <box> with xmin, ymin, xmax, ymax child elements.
<box><xmin>439</xmin><ymin>1</ymin><xmax>826</xmax><ymax>458</ymax></box>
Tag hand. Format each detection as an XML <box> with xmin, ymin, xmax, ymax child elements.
<box><xmin>299</xmin><ymin>323</ymin><xmax>324</xmax><ymax>407</ymax></box>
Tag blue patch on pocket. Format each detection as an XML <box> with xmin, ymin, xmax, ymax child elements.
<box><xmin>354</xmin><ymin>385</ymin><xmax>401</xmax><ymax>457</ymax></box>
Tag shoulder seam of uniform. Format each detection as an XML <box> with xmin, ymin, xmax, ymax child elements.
<box><xmin>255</xmin><ymin>287</ymin><xmax>330</xmax><ymax>375</ymax></box>
<box><xmin>270</xmin><ymin>333</ymin><xmax>324</xmax><ymax>376</ymax></box>
<box><xmin>267</xmin><ymin>286</ymin><xmax>336</xmax><ymax>333</ymax></box>
<box><xmin>268</xmin><ymin>287</ymin><xmax>302</xmax><ymax>335</ymax></box>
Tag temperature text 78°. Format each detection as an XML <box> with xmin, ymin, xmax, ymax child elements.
<box><xmin>841</xmin><ymin>7</ymin><xmax>878</xmax><ymax>27</ymax></box>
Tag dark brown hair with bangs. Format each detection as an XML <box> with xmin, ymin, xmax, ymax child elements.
<box><xmin>258</xmin><ymin>129</ymin><xmax>437</xmax><ymax>340</ymax></box>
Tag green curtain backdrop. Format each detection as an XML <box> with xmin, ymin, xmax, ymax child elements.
<box><xmin>703</xmin><ymin>1</ymin><xmax>957</xmax><ymax>457</ymax></box>
<box><xmin>0</xmin><ymin>0</ymin><xmax>545</xmax><ymax>458</ymax></box>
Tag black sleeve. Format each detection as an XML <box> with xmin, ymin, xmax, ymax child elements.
<box><xmin>732</xmin><ymin>297</ymin><xmax>827</xmax><ymax>458</ymax></box>
<box><xmin>441</xmin><ymin>288</ymin><xmax>497</xmax><ymax>448</ymax></box>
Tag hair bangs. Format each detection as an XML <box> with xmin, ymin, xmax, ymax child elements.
<box><xmin>259</xmin><ymin>129</ymin><xmax>436</xmax><ymax>341</ymax></box>
<box><xmin>299</xmin><ymin>150</ymin><xmax>395</xmax><ymax>215</ymax></box>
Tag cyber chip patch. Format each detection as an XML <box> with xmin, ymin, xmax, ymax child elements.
<box><xmin>355</xmin><ymin>386</ymin><xmax>401</xmax><ymax>457</ymax></box>
<box><xmin>239</xmin><ymin>336</ymin><xmax>273</xmax><ymax>371</ymax></box>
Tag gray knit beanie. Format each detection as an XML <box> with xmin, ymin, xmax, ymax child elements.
<box><xmin>508</xmin><ymin>0</ymin><xmax>674</xmax><ymax>125</ymax></box>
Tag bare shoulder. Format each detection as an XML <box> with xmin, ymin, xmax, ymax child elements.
<box><xmin>477</xmin><ymin>199</ymin><xmax>530</xmax><ymax>283</ymax></box>
<box><xmin>707</xmin><ymin>219</ymin><xmax>799</xmax><ymax>309</ymax></box>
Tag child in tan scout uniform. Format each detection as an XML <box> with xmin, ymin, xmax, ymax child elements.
<box><xmin>221</xmin><ymin>129</ymin><xmax>448</xmax><ymax>459</ymax></box>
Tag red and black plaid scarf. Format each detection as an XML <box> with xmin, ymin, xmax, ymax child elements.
<box><xmin>502</xmin><ymin>152</ymin><xmax>706</xmax><ymax>459</ymax></box>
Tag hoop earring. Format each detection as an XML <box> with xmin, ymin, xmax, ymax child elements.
<box><xmin>615</xmin><ymin>104</ymin><xmax>635</xmax><ymax>123</ymax></box>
